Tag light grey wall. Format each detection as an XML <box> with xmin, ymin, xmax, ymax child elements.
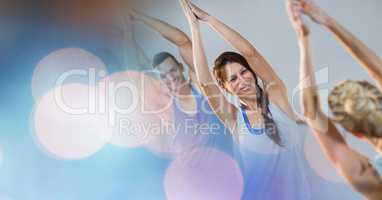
<box><xmin>135</xmin><ymin>0</ymin><xmax>381</xmax><ymax>104</ymax></box>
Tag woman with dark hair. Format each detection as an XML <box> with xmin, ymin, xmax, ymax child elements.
<box><xmin>179</xmin><ymin>0</ymin><xmax>311</xmax><ymax>199</ymax></box>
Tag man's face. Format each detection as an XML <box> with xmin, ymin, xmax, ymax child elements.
<box><xmin>156</xmin><ymin>57</ymin><xmax>186</xmax><ymax>93</ymax></box>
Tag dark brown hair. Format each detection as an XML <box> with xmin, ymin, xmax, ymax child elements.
<box><xmin>152</xmin><ymin>52</ymin><xmax>179</xmax><ymax>68</ymax></box>
<box><xmin>213</xmin><ymin>51</ymin><xmax>283</xmax><ymax>146</ymax></box>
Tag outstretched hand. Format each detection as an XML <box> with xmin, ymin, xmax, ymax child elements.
<box><xmin>287</xmin><ymin>0</ymin><xmax>310</xmax><ymax>37</ymax></box>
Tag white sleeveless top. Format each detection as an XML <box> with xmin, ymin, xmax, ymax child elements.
<box><xmin>235</xmin><ymin>103</ymin><xmax>311</xmax><ymax>200</ymax></box>
<box><xmin>236</xmin><ymin>103</ymin><xmax>306</xmax><ymax>154</ymax></box>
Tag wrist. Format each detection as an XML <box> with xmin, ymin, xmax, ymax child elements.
<box><xmin>296</xmin><ymin>28</ymin><xmax>310</xmax><ymax>39</ymax></box>
<box><xmin>204</xmin><ymin>14</ymin><xmax>212</xmax><ymax>23</ymax></box>
<box><xmin>299</xmin><ymin>32</ymin><xmax>310</xmax><ymax>39</ymax></box>
<box><xmin>206</xmin><ymin>15</ymin><xmax>216</xmax><ymax>25</ymax></box>
<box><xmin>324</xmin><ymin>16</ymin><xmax>335</xmax><ymax>28</ymax></box>
<box><xmin>190</xmin><ymin>19</ymin><xmax>199</xmax><ymax>26</ymax></box>
<box><xmin>189</xmin><ymin>20</ymin><xmax>200</xmax><ymax>32</ymax></box>
<box><xmin>298</xmin><ymin>36</ymin><xmax>310</xmax><ymax>47</ymax></box>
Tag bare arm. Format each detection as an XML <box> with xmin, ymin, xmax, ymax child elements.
<box><xmin>179</xmin><ymin>0</ymin><xmax>238</xmax><ymax>136</ymax></box>
<box><xmin>288</xmin><ymin>1</ymin><xmax>382</xmax><ymax>195</ymax></box>
<box><xmin>327</xmin><ymin>18</ymin><xmax>382</xmax><ymax>90</ymax></box>
<box><xmin>300</xmin><ymin>0</ymin><xmax>382</xmax><ymax>90</ymax></box>
<box><xmin>204</xmin><ymin>15</ymin><xmax>282</xmax><ymax>86</ymax></box>
<box><xmin>130</xmin><ymin>10</ymin><xmax>200</xmax><ymax>84</ymax></box>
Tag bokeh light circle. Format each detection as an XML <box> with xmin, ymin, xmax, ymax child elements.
<box><xmin>99</xmin><ymin>70</ymin><xmax>173</xmax><ymax>148</ymax></box>
<box><xmin>33</xmin><ymin>83</ymin><xmax>112</xmax><ymax>160</ymax></box>
<box><xmin>32</xmin><ymin>48</ymin><xmax>108</xmax><ymax>101</ymax></box>
<box><xmin>144</xmin><ymin>131</ymin><xmax>176</xmax><ymax>158</ymax></box>
<box><xmin>164</xmin><ymin>148</ymin><xmax>243</xmax><ymax>200</ymax></box>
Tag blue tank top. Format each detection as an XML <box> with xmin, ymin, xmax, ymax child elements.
<box><xmin>171</xmin><ymin>85</ymin><xmax>235</xmax><ymax>158</ymax></box>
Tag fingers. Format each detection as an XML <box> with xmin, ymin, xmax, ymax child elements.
<box><xmin>130</xmin><ymin>8</ymin><xmax>139</xmax><ymax>16</ymax></box>
<box><xmin>287</xmin><ymin>0</ymin><xmax>310</xmax><ymax>36</ymax></box>
<box><xmin>179</xmin><ymin>0</ymin><xmax>192</xmax><ymax>12</ymax></box>
<box><xmin>178</xmin><ymin>0</ymin><xmax>197</xmax><ymax>23</ymax></box>
<box><xmin>179</xmin><ymin>0</ymin><xmax>188</xmax><ymax>12</ymax></box>
<box><xmin>184</xmin><ymin>0</ymin><xmax>193</xmax><ymax>9</ymax></box>
<box><xmin>297</xmin><ymin>0</ymin><xmax>316</xmax><ymax>16</ymax></box>
<box><xmin>290</xmin><ymin>0</ymin><xmax>304</xmax><ymax>16</ymax></box>
<box><xmin>128</xmin><ymin>9</ymin><xmax>140</xmax><ymax>20</ymax></box>
<box><xmin>287</xmin><ymin>0</ymin><xmax>301</xmax><ymax>21</ymax></box>
<box><xmin>189</xmin><ymin>2</ymin><xmax>201</xmax><ymax>13</ymax></box>
<box><xmin>185</xmin><ymin>0</ymin><xmax>198</xmax><ymax>19</ymax></box>
<box><xmin>286</xmin><ymin>0</ymin><xmax>294</xmax><ymax>16</ymax></box>
<box><xmin>179</xmin><ymin>0</ymin><xmax>192</xmax><ymax>15</ymax></box>
<box><xmin>300</xmin><ymin>0</ymin><xmax>312</xmax><ymax>11</ymax></box>
<box><xmin>179</xmin><ymin>0</ymin><xmax>190</xmax><ymax>17</ymax></box>
<box><xmin>189</xmin><ymin>3</ymin><xmax>198</xmax><ymax>16</ymax></box>
<box><xmin>180</xmin><ymin>0</ymin><xmax>197</xmax><ymax>17</ymax></box>
<box><xmin>188</xmin><ymin>3</ymin><xmax>204</xmax><ymax>20</ymax></box>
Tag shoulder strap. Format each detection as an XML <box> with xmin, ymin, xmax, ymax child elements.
<box><xmin>239</xmin><ymin>105</ymin><xmax>265</xmax><ymax>135</ymax></box>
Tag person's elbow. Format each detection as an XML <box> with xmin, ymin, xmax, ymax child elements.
<box><xmin>175</xmin><ymin>35</ymin><xmax>192</xmax><ymax>47</ymax></box>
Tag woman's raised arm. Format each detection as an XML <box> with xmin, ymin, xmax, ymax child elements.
<box><xmin>298</xmin><ymin>0</ymin><xmax>382</xmax><ymax>90</ymax></box>
<box><xmin>287</xmin><ymin>1</ymin><xmax>382</xmax><ymax>195</ymax></box>
<box><xmin>179</xmin><ymin>0</ymin><xmax>238</xmax><ymax>134</ymax></box>
<box><xmin>129</xmin><ymin>9</ymin><xmax>200</xmax><ymax>83</ymax></box>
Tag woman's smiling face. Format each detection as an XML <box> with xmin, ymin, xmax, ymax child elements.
<box><xmin>222</xmin><ymin>62</ymin><xmax>257</xmax><ymax>97</ymax></box>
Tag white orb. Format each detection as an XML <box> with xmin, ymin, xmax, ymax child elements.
<box><xmin>164</xmin><ymin>148</ymin><xmax>243</xmax><ymax>200</ymax></box>
<box><xmin>99</xmin><ymin>70</ymin><xmax>172</xmax><ymax>148</ymax></box>
<box><xmin>32</xmin><ymin>48</ymin><xmax>107</xmax><ymax>101</ymax></box>
<box><xmin>33</xmin><ymin>83</ymin><xmax>112</xmax><ymax>160</ymax></box>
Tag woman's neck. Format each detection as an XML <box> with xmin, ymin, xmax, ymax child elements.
<box><xmin>240</xmin><ymin>95</ymin><xmax>259</xmax><ymax>111</ymax></box>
